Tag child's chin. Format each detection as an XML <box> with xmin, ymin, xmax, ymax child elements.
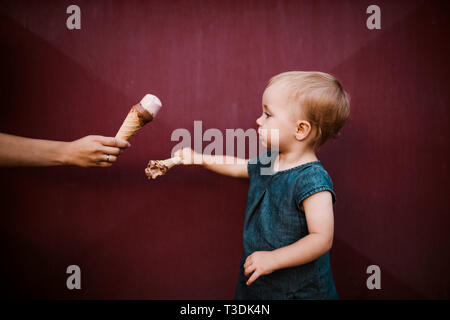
<box><xmin>259</xmin><ymin>136</ymin><xmax>275</xmax><ymax>149</ymax></box>
<box><xmin>260</xmin><ymin>139</ymin><xmax>271</xmax><ymax>149</ymax></box>
<box><xmin>259</xmin><ymin>137</ymin><xmax>267</xmax><ymax>147</ymax></box>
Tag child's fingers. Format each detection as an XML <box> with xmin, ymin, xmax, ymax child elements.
<box><xmin>244</xmin><ymin>264</ymin><xmax>256</xmax><ymax>277</ymax></box>
<box><xmin>246</xmin><ymin>270</ymin><xmax>261</xmax><ymax>286</ymax></box>
<box><xmin>174</xmin><ymin>148</ymin><xmax>191</xmax><ymax>165</ymax></box>
<box><xmin>244</xmin><ymin>254</ymin><xmax>253</xmax><ymax>265</ymax></box>
<box><xmin>183</xmin><ymin>148</ymin><xmax>194</xmax><ymax>163</ymax></box>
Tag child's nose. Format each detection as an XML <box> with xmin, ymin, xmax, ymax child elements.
<box><xmin>256</xmin><ymin>115</ymin><xmax>263</xmax><ymax>126</ymax></box>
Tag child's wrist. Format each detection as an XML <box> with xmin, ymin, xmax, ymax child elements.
<box><xmin>193</xmin><ymin>151</ymin><xmax>205</xmax><ymax>166</ymax></box>
<box><xmin>270</xmin><ymin>250</ymin><xmax>282</xmax><ymax>271</ymax></box>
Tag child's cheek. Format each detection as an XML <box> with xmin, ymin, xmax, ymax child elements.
<box><xmin>259</xmin><ymin>129</ymin><xmax>280</xmax><ymax>149</ymax></box>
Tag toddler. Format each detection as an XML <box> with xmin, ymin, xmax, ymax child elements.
<box><xmin>175</xmin><ymin>71</ymin><xmax>350</xmax><ymax>299</ymax></box>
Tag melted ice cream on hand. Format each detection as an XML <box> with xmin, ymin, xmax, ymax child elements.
<box><xmin>145</xmin><ymin>160</ymin><xmax>169</xmax><ymax>179</ymax></box>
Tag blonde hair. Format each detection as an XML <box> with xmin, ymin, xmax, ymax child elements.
<box><xmin>267</xmin><ymin>71</ymin><xmax>350</xmax><ymax>149</ymax></box>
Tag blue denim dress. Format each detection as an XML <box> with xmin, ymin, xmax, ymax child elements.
<box><xmin>235</xmin><ymin>150</ymin><xmax>338</xmax><ymax>300</ymax></box>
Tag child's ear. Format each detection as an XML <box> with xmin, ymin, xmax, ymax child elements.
<box><xmin>294</xmin><ymin>120</ymin><xmax>312</xmax><ymax>141</ymax></box>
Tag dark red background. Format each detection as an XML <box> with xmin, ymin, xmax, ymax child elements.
<box><xmin>0</xmin><ymin>0</ymin><xmax>449</xmax><ymax>299</ymax></box>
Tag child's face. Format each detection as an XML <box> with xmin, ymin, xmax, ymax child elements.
<box><xmin>256</xmin><ymin>81</ymin><xmax>299</xmax><ymax>151</ymax></box>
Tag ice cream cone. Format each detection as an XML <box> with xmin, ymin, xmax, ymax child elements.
<box><xmin>115</xmin><ymin>94</ymin><xmax>162</xmax><ymax>141</ymax></box>
<box><xmin>145</xmin><ymin>156</ymin><xmax>182</xmax><ymax>179</ymax></box>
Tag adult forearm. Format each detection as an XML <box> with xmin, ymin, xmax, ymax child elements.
<box><xmin>0</xmin><ymin>133</ymin><xmax>67</xmax><ymax>167</ymax></box>
<box><xmin>271</xmin><ymin>233</ymin><xmax>333</xmax><ymax>271</ymax></box>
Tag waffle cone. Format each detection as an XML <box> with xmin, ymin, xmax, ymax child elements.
<box><xmin>115</xmin><ymin>105</ymin><xmax>149</xmax><ymax>141</ymax></box>
<box><xmin>160</xmin><ymin>157</ymin><xmax>182</xmax><ymax>169</ymax></box>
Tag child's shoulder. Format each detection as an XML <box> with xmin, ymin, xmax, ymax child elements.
<box><xmin>293</xmin><ymin>161</ymin><xmax>331</xmax><ymax>179</ymax></box>
<box><xmin>292</xmin><ymin>161</ymin><xmax>336</xmax><ymax>205</ymax></box>
<box><xmin>291</xmin><ymin>161</ymin><xmax>333</xmax><ymax>186</ymax></box>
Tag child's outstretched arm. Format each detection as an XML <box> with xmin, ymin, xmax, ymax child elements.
<box><xmin>174</xmin><ymin>147</ymin><xmax>248</xmax><ymax>178</ymax></box>
<box><xmin>244</xmin><ymin>191</ymin><xmax>334</xmax><ymax>285</ymax></box>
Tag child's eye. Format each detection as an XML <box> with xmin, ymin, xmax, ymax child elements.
<box><xmin>264</xmin><ymin>112</ymin><xmax>271</xmax><ymax>118</ymax></box>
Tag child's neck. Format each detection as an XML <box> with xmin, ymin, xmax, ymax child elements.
<box><xmin>272</xmin><ymin>148</ymin><xmax>318</xmax><ymax>172</ymax></box>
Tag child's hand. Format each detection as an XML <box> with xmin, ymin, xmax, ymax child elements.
<box><xmin>244</xmin><ymin>251</ymin><xmax>277</xmax><ymax>286</ymax></box>
<box><xmin>174</xmin><ymin>147</ymin><xmax>202</xmax><ymax>165</ymax></box>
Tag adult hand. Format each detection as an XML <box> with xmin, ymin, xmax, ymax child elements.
<box><xmin>63</xmin><ymin>135</ymin><xmax>130</xmax><ymax>167</ymax></box>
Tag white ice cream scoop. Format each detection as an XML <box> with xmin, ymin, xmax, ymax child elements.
<box><xmin>115</xmin><ymin>93</ymin><xmax>163</xmax><ymax>141</ymax></box>
<box><xmin>140</xmin><ymin>94</ymin><xmax>162</xmax><ymax>117</ymax></box>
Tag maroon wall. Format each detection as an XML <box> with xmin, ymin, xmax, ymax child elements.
<box><xmin>0</xmin><ymin>0</ymin><xmax>449</xmax><ymax>299</ymax></box>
